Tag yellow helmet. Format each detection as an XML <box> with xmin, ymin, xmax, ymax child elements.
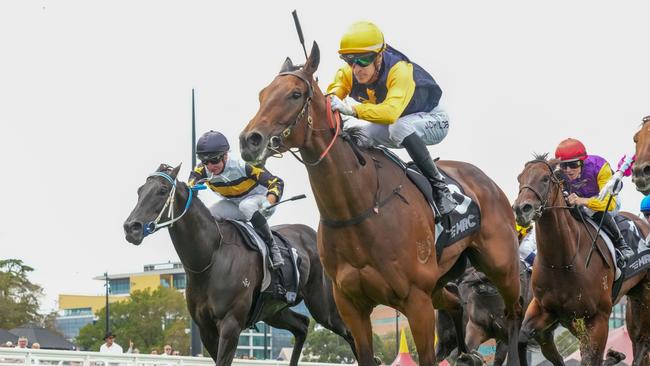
<box><xmin>338</xmin><ymin>21</ymin><xmax>385</xmax><ymax>55</ymax></box>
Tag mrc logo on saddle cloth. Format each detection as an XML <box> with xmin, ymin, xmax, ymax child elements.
<box><xmin>222</xmin><ymin>219</ymin><xmax>301</xmax><ymax>327</ymax></box>
<box><xmin>378</xmin><ymin>148</ymin><xmax>481</xmax><ymax>258</ymax></box>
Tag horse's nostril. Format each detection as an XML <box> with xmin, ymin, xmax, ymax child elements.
<box><xmin>643</xmin><ymin>165</ymin><xmax>650</xmax><ymax>178</ymax></box>
<box><xmin>521</xmin><ymin>204</ymin><xmax>533</xmax><ymax>214</ymax></box>
<box><xmin>125</xmin><ymin>221</ymin><xmax>143</xmax><ymax>234</ymax></box>
<box><xmin>247</xmin><ymin>132</ymin><xmax>263</xmax><ymax>148</ymax></box>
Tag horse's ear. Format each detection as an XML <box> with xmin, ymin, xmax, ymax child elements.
<box><xmin>171</xmin><ymin>163</ymin><xmax>182</xmax><ymax>179</ymax></box>
<box><xmin>279</xmin><ymin>57</ymin><xmax>294</xmax><ymax>73</ymax></box>
<box><xmin>303</xmin><ymin>41</ymin><xmax>320</xmax><ymax>76</ymax></box>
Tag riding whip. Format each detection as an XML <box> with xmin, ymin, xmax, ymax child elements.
<box><xmin>292</xmin><ymin>10</ymin><xmax>308</xmax><ymax>61</ymax></box>
<box><xmin>585</xmin><ymin>193</ymin><xmax>614</xmax><ymax>268</ymax></box>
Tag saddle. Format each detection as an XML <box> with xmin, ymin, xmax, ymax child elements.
<box><xmin>567</xmin><ymin>209</ymin><xmax>650</xmax><ymax>298</ymax></box>
<box><xmin>222</xmin><ymin>220</ymin><xmax>302</xmax><ymax>327</ymax></box>
<box><xmin>375</xmin><ymin>147</ymin><xmax>481</xmax><ymax>259</ymax></box>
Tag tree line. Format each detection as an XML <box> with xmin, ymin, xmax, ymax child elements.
<box><xmin>2</xmin><ymin>258</ymin><xmax>422</xmax><ymax>360</ymax></box>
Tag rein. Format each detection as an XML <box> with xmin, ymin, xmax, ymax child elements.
<box><xmin>287</xmin><ymin>95</ymin><xmax>342</xmax><ymax>166</ymax></box>
<box><xmin>271</xmin><ymin>71</ymin><xmax>342</xmax><ymax>167</ymax></box>
<box><xmin>521</xmin><ymin>160</ymin><xmax>583</xmax><ymax>271</ymax></box>
<box><xmin>142</xmin><ymin>171</ymin><xmax>215</xmax><ymax>274</ymax></box>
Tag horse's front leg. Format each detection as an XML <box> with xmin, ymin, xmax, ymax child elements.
<box><xmin>215</xmin><ymin>313</ymin><xmax>244</xmax><ymax>366</ymax></box>
<box><xmin>196</xmin><ymin>320</ymin><xmax>219</xmax><ymax>360</ymax></box>
<box><xmin>332</xmin><ymin>286</ymin><xmax>376</xmax><ymax>366</ymax></box>
<box><xmin>494</xmin><ymin>340</ymin><xmax>510</xmax><ymax>366</ymax></box>
<box><xmin>573</xmin><ymin>312</ymin><xmax>609</xmax><ymax>366</ymax></box>
<box><xmin>404</xmin><ymin>288</ymin><xmax>438</xmax><ymax>366</ymax></box>
<box><xmin>264</xmin><ymin>308</ymin><xmax>310</xmax><ymax>366</ymax></box>
<box><xmin>519</xmin><ymin>298</ymin><xmax>563</xmax><ymax>366</ymax></box>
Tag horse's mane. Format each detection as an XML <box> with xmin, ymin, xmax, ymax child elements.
<box><xmin>525</xmin><ymin>153</ymin><xmax>569</xmax><ymax>192</ymax></box>
<box><xmin>341</xmin><ymin>125</ymin><xmax>373</xmax><ymax>149</ymax></box>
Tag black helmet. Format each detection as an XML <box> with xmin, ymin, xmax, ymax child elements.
<box><xmin>196</xmin><ymin>130</ymin><xmax>230</xmax><ymax>161</ymax></box>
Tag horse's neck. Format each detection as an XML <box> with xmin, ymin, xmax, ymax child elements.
<box><xmin>535</xmin><ymin>189</ymin><xmax>581</xmax><ymax>265</ymax></box>
<box><xmin>301</xmin><ymin>97</ymin><xmax>378</xmax><ymax>219</ymax></box>
<box><xmin>167</xmin><ymin>185</ymin><xmax>220</xmax><ymax>273</ymax></box>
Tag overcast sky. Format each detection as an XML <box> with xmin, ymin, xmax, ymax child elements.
<box><xmin>2</xmin><ymin>1</ymin><xmax>649</xmax><ymax>313</ymax></box>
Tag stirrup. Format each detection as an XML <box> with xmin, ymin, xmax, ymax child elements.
<box><xmin>614</xmin><ymin>248</ymin><xmax>631</xmax><ymax>269</ymax></box>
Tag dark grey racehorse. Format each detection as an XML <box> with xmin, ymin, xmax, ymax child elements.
<box><xmin>437</xmin><ymin>261</ymin><xmax>533</xmax><ymax>366</ymax></box>
<box><xmin>123</xmin><ymin>164</ymin><xmax>355</xmax><ymax>365</ymax></box>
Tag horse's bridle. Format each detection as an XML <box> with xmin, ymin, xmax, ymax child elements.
<box><xmin>519</xmin><ymin>159</ymin><xmax>595</xmax><ymax>271</ymax></box>
<box><xmin>143</xmin><ymin>171</ymin><xmax>201</xmax><ymax>237</ymax></box>
<box><xmin>270</xmin><ymin>71</ymin><xmax>314</xmax><ymax>148</ymax></box>
<box><xmin>268</xmin><ymin>71</ymin><xmax>341</xmax><ymax>167</ymax></box>
<box><xmin>140</xmin><ymin>171</ymin><xmax>216</xmax><ymax>274</ymax></box>
<box><xmin>518</xmin><ymin>159</ymin><xmax>563</xmax><ymax>217</ymax></box>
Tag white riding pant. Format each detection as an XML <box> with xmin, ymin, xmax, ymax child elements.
<box><xmin>343</xmin><ymin>104</ymin><xmax>450</xmax><ymax>148</ymax></box>
<box><xmin>519</xmin><ymin>230</ymin><xmax>537</xmax><ymax>268</ymax></box>
<box><xmin>209</xmin><ymin>194</ymin><xmax>274</xmax><ymax>221</ymax></box>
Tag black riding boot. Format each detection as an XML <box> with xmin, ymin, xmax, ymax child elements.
<box><xmin>250</xmin><ymin>212</ymin><xmax>284</xmax><ymax>269</ymax></box>
<box><xmin>401</xmin><ymin>133</ymin><xmax>457</xmax><ymax>214</ymax></box>
<box><xmin>593</xmin><ymin>211</ymin><xmax>635</xmax><ymax>264</ymax></box>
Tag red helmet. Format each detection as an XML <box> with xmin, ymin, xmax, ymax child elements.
<box><xmin>555</xmin><ymin>138</ymin><xmax>587</xmax><ymax>162</ymax></box>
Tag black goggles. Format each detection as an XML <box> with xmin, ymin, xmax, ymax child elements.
<box><xmin>559</xmin><ymin>161</ymin><xmax>582</xmax><ymax>170</ymax></box>
<box><xmin>198</xmin><ymin>153</ymin><xmax>225</xmax><ymax>165</ymax></box>
<box><xmin>643</xmin><ymin>212</ymin><xmax>650</xmax><ymax>219</ymax></box>
<box><xmin>339</xmin><ymin>52</ymin><xmax>377</xmax><ymax>67</ymax></box>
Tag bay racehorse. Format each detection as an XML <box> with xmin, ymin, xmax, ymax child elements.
<box><xmin>513</xmin><ymin>154</ymin><xmax>650</xmax><ymax>366</ymax></box>
<box><xmin>123</xmin><ymin>164</ymin><xmax>355</xmax><ymax>365</ymax></box>
<box><xmin>632</xmin><ymin>115</ymin><xmax>650</xmax><ymax>194</ymax></box>
<box><xmin>238</xmin><ymin>42</ymin><xmax>521</xmax><ymax>366</ymax></box>
<box><xmin>437</xmin><ymin>261</ymin><xmax>533</xmax><ymax>366</ymax></box>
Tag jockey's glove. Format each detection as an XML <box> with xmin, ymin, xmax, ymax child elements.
<box><xmin>331</xmin><ymin>96</ymin><xmax>356</xmax><ymax>117</ymax></box>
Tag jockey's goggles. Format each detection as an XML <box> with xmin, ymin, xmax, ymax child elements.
<box><xmin>198</xmin><ymin>152</ymin><xmax>226</xmax><ymax>165</ymax></box>
<box><xmin>643</xmin><ymin>212</ymin><xmax>650</xmax><ymax>219</ymax></box>
<box><xmin>559</xmin><ymin>161</ymin><xmax>582</xmax><ymax>170</ymax></box>
<box><xmin>340</xmin><ymin>52</ymin><xmax>377</xmax><ymax>67</ymax></box>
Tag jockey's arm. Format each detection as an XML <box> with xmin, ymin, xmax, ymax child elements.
<box><xmin>246</xmin><ymin>164</ymin><xmax>284</xmax><ymax>202</ymax></box>
<box><xmin>188</xmin><ymin>165</ymin><xmax>207</xmax><ymax>187</ymax></box>
<box><xmin>586</xmin><ymin>163</ymin><xmax>618</xmax><ymax>212</ymax></box>
<box><xmin>353</xmin><ymin>61</ymin><xmax>415</xmax><ymax>124</ymax></box>
<box><xmin>326</xmin><ymin>66</ymin><xmax>352</xmax><ymax>99</ymax></box>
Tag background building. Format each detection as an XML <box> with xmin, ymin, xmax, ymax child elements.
<box><xmin>55</xmin><ymin>261</ymin><xmax>310</xmax><ymax>359</ymax></box>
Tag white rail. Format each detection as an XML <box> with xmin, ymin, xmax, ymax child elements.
<box><xmin>0</xmin><ymin>348</ymin><xmax>340</xmax><ymax>366</ymax></box>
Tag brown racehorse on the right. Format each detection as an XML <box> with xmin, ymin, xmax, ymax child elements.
<box><xmin>239</xmin><ymin>42</ymin><xmax>521</xmax><ymax>366</ymax></box>
<box><xmin>513</xmin><ymin>154</ymin><xmax>650</xmax><ymax>366</ymax></box>
<box><xmin>632</xmin><ymin>115</ymin><xmax>650</xmax><ymax>194</ymax></box>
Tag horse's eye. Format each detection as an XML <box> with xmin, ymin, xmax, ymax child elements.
<box><xmin>542</xmin><ymin>176</ymin><xmax>550</xmax><ymax>184</ymax></box>
<box><xmin>158</xmin><ymin>188</ymin><xmax>168</xmax><ymax>195</ymax></box>
<box><xmin>291</xmin><ymin>91</ymin><xmax>302</xmax><ymax>99</ymax></box>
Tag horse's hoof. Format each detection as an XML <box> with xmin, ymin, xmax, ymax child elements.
<box><xmin>456</xmin><ymin>351</ymin><xmax>485</xmax><ymax>366</ymax></box>
<box><xmin>373</xmin><ymin>355</ymin><xmax>382</xmax><ymax>365</ymax></box>
<box><xmin>605</xmin><ymin>349</ymin><xmax>626</xmax><ymax>363</ymax></box>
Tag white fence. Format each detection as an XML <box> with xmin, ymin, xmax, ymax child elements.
<box><xmin>0</xmin><ymin>348</ymin><xmax>340</xmax><ymax>366</ymax></box>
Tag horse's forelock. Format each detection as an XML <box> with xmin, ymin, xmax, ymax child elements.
<box><xmin>156</xmin><ymin>163</ymin><xmax>174</xmax><ymax>173</ymax></box>
<box><xmin>530</xmin><ymin>152</ymin><xmax>549</xmax><ymax>163</ymax></box>
<box><xmin>277</xmin><ymin>64</ymin><xmax>303</xmax><ymax>74</ymax></box>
